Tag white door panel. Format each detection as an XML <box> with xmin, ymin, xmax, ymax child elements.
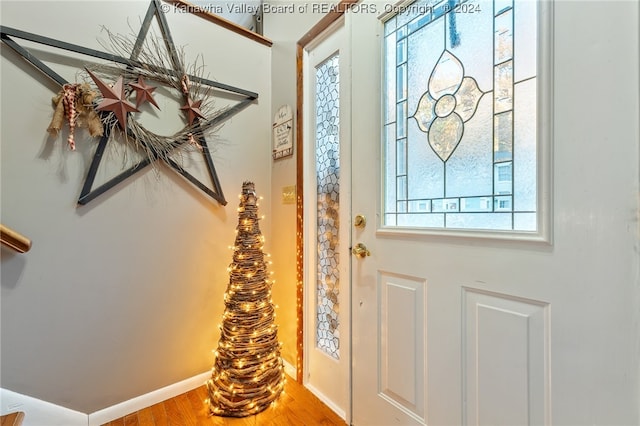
<box><xmin>463</xmin><ymin>288</ymin><xmax>550</xmax><ymax>425</ymax></box>
<box><xmin>379</xmin><ymin>272</ymin><xmax>426</xmax><ymax>421</ymax></box>
<box><xmin>348</xmin><ymin>1</ymin><xmax>639</xmax><ymax>426</ymax></box>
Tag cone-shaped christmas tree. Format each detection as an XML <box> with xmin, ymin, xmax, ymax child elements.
<box><xmin>207</xmin><ymin>181</ymin><xmax>285</xmax><ymax>417</ymax></box>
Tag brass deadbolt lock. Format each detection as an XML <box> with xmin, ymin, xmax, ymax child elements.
<box><xmin>354</xmin><ymin>214</ymin><xmax>367</xmax><ymax>229</ymax></box>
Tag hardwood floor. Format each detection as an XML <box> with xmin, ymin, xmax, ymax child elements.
<box><xmin>102</xmin><ymin>376</ymin><xmax>347</xmax><ymax>425</ymax></box>
<box><xmin>0</xmin><ymin>411</ymin><xmax>25</xmax><ymax>426</ymax></box>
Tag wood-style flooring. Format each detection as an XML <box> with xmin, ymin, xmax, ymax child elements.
<box><xmin>0</xmin><ymin>412</ymin><xmax>24</xmax><ymax>426</ymax></box>
<box><xmin>102</xmin><ymin>376</ymin><xmax>347</xmax><ymax>425</ymax></box>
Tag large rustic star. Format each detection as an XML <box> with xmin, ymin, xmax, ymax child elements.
<box><xmin>85</xmin><ymin>68</ymin><xmax>139</xmax><ymax>129</ymax></box>
<box><xmin>180</xmin><ymin>96</ymin><xmax>206</xmax><ymax>125</ymax></box>
<box><xmin>129</xmin><ymin>76</ymin><xmax>160</xmax><ymax>109</ymax></box>
<box><xmin>1</xmin><ymin>0</ymin><xmax>258</xmax><ymax>206</ymax></box>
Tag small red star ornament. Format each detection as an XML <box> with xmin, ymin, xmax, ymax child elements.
<box><xmin>129</xmin><ymin>76</ymin><xmax>160</xmax><ymax>109</ymax></box>
<box><xmin>85</xmin><ymin>68</ymin><xmax>139</xmax><ymax>129</ymax></box>
<box><xmin>180</xmin><ymin>96</ymin><xmax>206</xmax><ymax>125</ymax></box>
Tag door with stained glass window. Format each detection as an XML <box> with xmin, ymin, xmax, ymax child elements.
<box><xmin>302</xmin><ymin>20</ymin><xmax>351</xmax><ymax>420</ymax></box>
<box><xmin>350</xmin><ymin>0</ymin><xmax>553</xmax><ymax>425</ymax></box>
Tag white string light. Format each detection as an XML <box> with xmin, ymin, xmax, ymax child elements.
<box><xmin>207</xmin><ymin>182</ymin><xmax>285</xmax><ymax>417</ymax></box>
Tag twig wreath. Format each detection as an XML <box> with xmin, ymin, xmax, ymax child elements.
<box><xmin>49</xmin><ymin>25</ymin><xmax>221</xmax><ymax>164</ymax></box>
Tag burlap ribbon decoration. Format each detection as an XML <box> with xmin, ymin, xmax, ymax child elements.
<box><xmin>47</xmin><ymin>83</ymin><xmax>103</xmax><ymax>150</ymax></box>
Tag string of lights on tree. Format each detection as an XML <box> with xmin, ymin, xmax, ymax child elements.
<box><xmin>206</xmin><ymin>181</ymin><xmax>285</xmax><ymax>417</ymax></box>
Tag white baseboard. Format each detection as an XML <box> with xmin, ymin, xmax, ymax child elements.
<box><xmin>0</xmin><ymin>388</ymin><xmax>87</xmax><ymax>426</ymax></box>
<box><xmin>1</xmin><ymin>371</ymin><xmax>211</xmax><ymax>426</ymax></box>
<box><xmin>1</xmin><ymin>360</ymin><xmax>295</xmax><ymax>426</ymax></box>
<box><xmin>304</xmin><ymin>382</ymin><xmax>346</xmax><ymax>421</ymax></box>
<box><xmin>87</xmin><ymin>371</ymin><xmax>210</xmax><ymax>425</ymax></box>
<box><xmin>282</xmin><ymin>358</ymin><xmax>297</xmax><ymax>379</ymax></box>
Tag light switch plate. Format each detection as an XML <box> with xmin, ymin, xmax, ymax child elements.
<box><xmin>282</xmin><ymin>185</ymin><xmax>296</xmax><ymax>204</ymax></box>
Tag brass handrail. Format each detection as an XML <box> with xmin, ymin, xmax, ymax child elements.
<box><xmin>0</xmin><ymin>224</ymin><xmax>31</xmax><ymax>253</ymax></box>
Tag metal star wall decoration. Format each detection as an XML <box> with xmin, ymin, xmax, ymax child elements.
<box><xmin>181</xmin><ymin>96</ymin><xmax>206</xmax><ymax>125</ymax></box>
<box><xmin>130</xmin><ymin>76</ymin><xmax>160</xmax><ymax>109</ymax></box>
<box><xmin>0</xmin><ymin>0</ymin><xmax>259</xmax><ymax>206</ymax></box>
<box><xmin>86</xmin><ymin>69</ymin><xmax>139</xmax><ymax>129</ymax></box>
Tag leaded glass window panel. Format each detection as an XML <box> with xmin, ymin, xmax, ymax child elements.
<box><xmin>315</xmin><ymin>54</ymin><xmax>340</xmax><ymax>359</ymax></box>
<box><xmin>383</xmin><ymin>0</ymin><xmax>539</xmax><ymax>232</ymax></box>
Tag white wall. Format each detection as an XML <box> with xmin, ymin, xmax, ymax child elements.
<box><xmin>550</xmin><ymin>1</ymin><xmax>639</xmax><ymax>421</ymax></box>
<box><xmin>1</xmin><ymin>0</ymin><xmax>271</xmax><ymax>415</ymax></box>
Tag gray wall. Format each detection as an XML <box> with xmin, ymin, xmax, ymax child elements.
<box><xmin>1</xmin><ymin>1</ymin><xmax>271</xmax><ymax>413</ymax></box>
<box><xmin>263</xmin><ymin>1</ymin><xmax>331</xmax><ymax>371</ymax></box>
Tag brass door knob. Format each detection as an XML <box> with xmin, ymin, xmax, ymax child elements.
<box><xmin>351</xmin><ymin>243</ymin><xmax>371</xmax><ymax>259</ymax></box>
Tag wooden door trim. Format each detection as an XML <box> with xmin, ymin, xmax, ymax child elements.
<box><xmin>162</xmin><ymin>0</ymin><xmax>273</xmax><ymax>46</ymax></box>
<box><xmin>295</xmin><ymin>0</ymin><xmax>360</xmax><ymax>384</ymax></box>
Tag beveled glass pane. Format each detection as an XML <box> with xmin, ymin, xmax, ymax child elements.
<box><xmin>397</xmin><ymin>101</ymin><xmax>407</xmax><ymax>138</ymax></box>
<box><xmin>494</xmin><ymin>162</ymin><xmax>512</xmax><ymax>195</ymax></box>
<box><xmin>432</xmin><ymin>198</ymin><xmax>460</xmax><ymax>213</ymax></box>
<box><xmin>446</xmin><ymin>213</ymin><xmax>512</xmax><ymax>230</ymax></box>
<box><xmin>409</xmin><ymin>199</ymin><xmax>431</xmax><ymax>213</ymax></box>
<box><xmin>514</xmin><ymin>0</ymin><xmax>536</xmax><ymax>82</ymax></box>
<box><xmin>398</xmin><ymin>213</ymin><xmax>444</xmax><ymax>227</ymax></box>
<box><xmin>413</xmin><ymin>91</ymin><xmax>436</xmax><ymax>132</ymax></box>
<box><xmin>431</xmin><ymin>198</ymin><xmax>445</xmax><ymax>213</ymax></box>
<box><xmin>397</xmin><ymin>175</ymin><xmax>407</xmax><ymax>201</ymax></box>
<box><xmin>385</xmin><ymin>213</ymin><xmax>397</xmax><ymax>226</ymax></box>
<box><xmin>385</xmin><ymin>16</ymin><xmax>397</xmax><ymax>35</ymax></box>
<box><xmin>396</xmin><ymin>24</ymin><xmax>407</xmax><ymax>40</ymax></box>
<box><xmin>397</xmin><ymin>138</ymin><xmax>407</xmax><ymax>174</ymax></box>
<box><xmin>514</xmin><ymin>79</ymin><xmax>536</xmax><ymax>212</ymax></box>
<box><xmin>495</xmin><ymin>9</ymin><xmax>513</xmax><ymax>64</ymax></box>
<box><xmin>397</xmin><ymin>37</ymin><xmax>407</xmax><ymax>65</ymax></box>
<box><xmin>494</xmin><ymin>60</ymin><xmax>513</xmax><ymax>113</ymax></box>
<box><xmin>385</xmin><ymin>123</ymin><xmax>397</xmax><ymax>212</ymax></box>
<box><xmin>494</xmin><ymin>111</ymin><xmax>513</xmax><ymax>162</ymax></box>
<box><xmin>455</xmin><ymin>77</ymin><xmax>485</xmax><ymax>122</ymax></box>
<box><xmin>315</xmin><ymin>54</ymin><xmax>340</xmax><ymax>360</ymax></box>
<box><xmin>398</xmin><ymin>200</ymin><xmax>408</xmax><ymax>213</ymax></box>
<box><xmin>494</xmin><ymin>195</ymin><xmax>513</xmax><ymax>211</ymax></box>
<box><xmin>429</xmin><ymin>51</ymin><xmax>464</xmax><ymax>98</ymax></box>
<box><xmin>514</xmin><ymin>213</ymin><xmax>536</xmax><ymax>231</ymax></box>
<box><xmin>435</xmin><ymin>94</ymin><xmax>456</xmax><ymax>117</ymax></box>
<box><xmin>460</xmin><ymin>197</ymin><xmax>493</xmax><ymax>212</ymax></box>
<box><xmin>428</xmin><ymin>113</ymin><xmax>463</xmax><ymax>161</ymax></box>
<box><xmin>385</xmin><ymin>32</ymin><xmax>397</xmax><ymax>124</ymax></box>
<box><xmin>397</xmin><ymin>63</ymin><xmax>407</xmax><ymax>101</ymax></box>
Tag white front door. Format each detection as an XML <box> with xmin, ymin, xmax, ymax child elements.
<box><xmin>303</xmin><ymin>19</ymin><xmax>351</xmax><ymax>420</ymax></box>
<box><xmin>349</xmin><ymin>1</ymin><xmax>639</xmax><ymax>426</ymax></box>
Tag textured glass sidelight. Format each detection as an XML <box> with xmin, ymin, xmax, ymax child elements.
<box><xmin>315</xmin><ymin>54</ymin><xmax>340</xmax><ymax>359</ymax></box>
<box><xmin>383</xmin><ymin>0</ymin><xmax>538</xmax><ymax>231</ymax></box>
